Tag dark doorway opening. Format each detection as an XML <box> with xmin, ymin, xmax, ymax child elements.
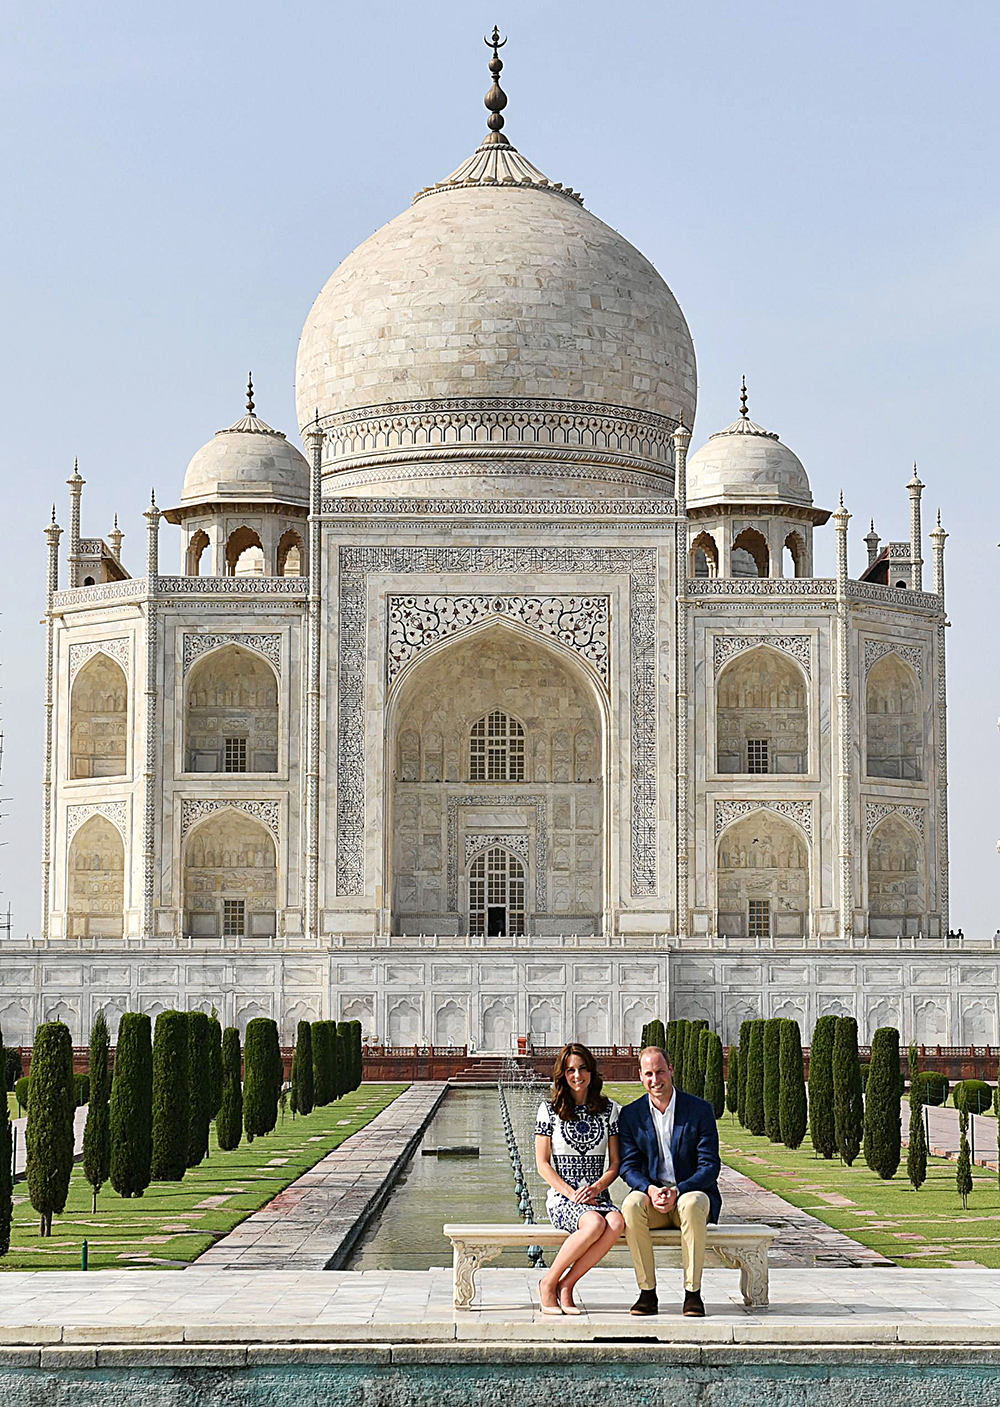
<box><xmin>487</xmin><ymin>906</ymin><xmax>506</xmax><ymax>937</ymax></box>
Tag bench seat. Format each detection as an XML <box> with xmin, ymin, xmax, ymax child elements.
<box><xmin>443</xmin><ymin>1222</ymin><xmax>777</xmax><ymax>1310</ymax></box>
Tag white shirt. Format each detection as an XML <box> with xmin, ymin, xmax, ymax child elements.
<box><xmin>648</xmin><ymin>1089</ymin><xmax>677</xmax><ymax>1188</ymax></box>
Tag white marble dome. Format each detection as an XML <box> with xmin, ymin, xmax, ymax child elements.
<box><xmin>295</xmin><ymin>135</ymin><xmax>696</xmax><ymax>497</ymax></box>
<box><xmin>687</xmin><ymin>406</ymin><xmax>813</xmax><ymax>509</ymax></box>
<box><xmin>179</xmin><ymin>406</ymin><xmax>310</xmax><ymax>510</ymax></box>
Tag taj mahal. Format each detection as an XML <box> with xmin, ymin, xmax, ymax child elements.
<box><xmin>8</xmin><ymin>37</ymin><xmax>997</xmax><ymax>1052</ymax></box>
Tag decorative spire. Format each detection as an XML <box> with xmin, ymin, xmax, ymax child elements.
<box><xmin>483</xmin><ymin>26</ymin><xmax>509</xmax><ymax>146</ymax></box>
<box><xmin>739</xmin><ymin>375</ymin><xmax>748</xmax><ymax>419</ymax></box>
<box><xmin>246</xmin><ymin>372</ymin><xmax>255</xmax><ymax>416</ymax></box>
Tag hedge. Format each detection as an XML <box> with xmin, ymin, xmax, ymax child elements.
<box><xmin>808</xmin><ymin>1014</ymin><xmax>837</xmax><ymax>1159</ymax></box>
<box><xmin>216</xmin><ymin>1027</ymin><xmax>243</xmax><ymax>1151</ymax></box>
<box><xmin>912</xmin><ymin>1071</ymin><xmax>949</xmax><ymax>1106</ymax></box>
<box><xmin>952</xmin><ymin>1079</ymin><xmax>993</xmax><ymax>1114</ymax></box>
<box><xmin>151</xmin><ymin>1010</ymin><xmax>190</xmax><ymax>1182</ymax></box>
<box><xmin>26</xmin><ymin>1022</ymin><xmax>75</xmax><ymax>1236</ymax></box>
<box><xmin>73</xmin><ymin>1072</ymin><xmax>90</xmax><ymax>1107</ymax></box>
<box><xmin>778</xmin><ymin>1020</ymin><xmax>807</xmax><ymax>1150</ymax></box>
<box><xmin>14</xmin><ymin>1077</ymin><xmax>29</xmax><ymax>1111</ymax></box>
<box><xmin>109</xmin><ymin>1011</ymin><xmax>152</xmax><ymax>1198</ymax></box>
<box><xmin>763</xmin><ymin>1019</ymin><xmax>782</xmax><ymax>1142</ymax></box>
<box><xmin>864</xmin><ymin>1026</ymin><xmax>901</xmax><ymax>1179</ymax></box>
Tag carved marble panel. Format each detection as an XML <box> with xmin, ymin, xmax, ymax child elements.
<box><xmin>713</xmin><ymin>634</ymin><xmax>811</xmax><ymax>678</ymax></box>
<box><xmin>182</xmin><ymin>632</ymin><xmax>282</xmax><ymax>674</ymax></box>
<box><xmin>68</xmin><ymin>637</ymin><xmax>130</xmax><ymax>682</ymax></box>
<box><xmin>864</xmin><ymin>638</ymin><xmax>923</xmax><ymax>679</ymax></box>
<box><xmin>447</xmin><ymin>795</ymin><xmax>548</xmax><ymax>912</ymax></box>
<box><xmin>180</xmin><ymin>798</ymin><xmax>280</xmax><ymax>840</ymax></box>
<box><xmin>865</xmin><ymin>802</ymin><xmax>925</xmax><ymax>839</ymax></box>
<box><xmin>714</xmin><ymin>799</ymin><xmax>813</xmax><ymax>841</ymax></box>
<box><xmin>66</xmin><ymin>801</ymin><xmax>127</xmax><ymax>840</ymax></box>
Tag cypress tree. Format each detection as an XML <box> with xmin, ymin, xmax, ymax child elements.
<box><xmin>673</xmin><ymin>1019</ymin><xmax>689</xmax><ymax>1091</ymax></box>
<box><xmin>704</xmin><ymin>1033</ymin><xmax>725</xmax><ymax>1118</ymax></box>
<box><xmin>726</xmin><ymin>1045</ymin><xmax>739</xmax><ymax>1117</ymax></box>
<box><xmin>639</xmin><ymin>1022</ymin><xmax>649</xmax><ymax>1050</ymax></box>
<box><xmin>957</xmin><ymin>1106</ymin><xmax>973</xmax><ymax>1209</ymax></box>
<box><xmin>833</xmin><ymin>1016</ymin><xmax>863</xmax><ymax>1166</ymax></box>
<box><xmin>26</xmin><ymin>1021</ymin><xmax>75</xmax><ymax>1236</ymax></box>
<box><xmin>290</xmin><ymin>1021</ymin><xmax>314</xmax><ymax>1117</ymax></box>
<box><xmin>330</xmin><ymin>1023</ymin><xmax>343</xmax><ymax>1101</ymax></box>
<box><xmin>207</xmin><ymin>1014</ymin><xmax>223</xmax><ymax>1122</ymax></box>
<box><xmin>808</xmin><ymin>1014</ymin><xmax>837</xmax><ymax>1158</ymax></box>
<box><xmin>243</xmin><ymin>1018</ymin><xmax>280</xmax><ymax>1140</ymax></box>
<box><xmin>778</xmin><ymin>1019</ymin><xmax>807</xmax><ymax>1150</ymax></box>
<box><xmin>698</xmin><ymin>1026</ymin><xmax>711</xmax><ymax>1080</ymax></box>
<box><xmin>109</xmin><ymin>1012</ymin><xmax>152</xmax><ymax>1197</ymax></box>
<box><xmin>312</xmin><ymin>1021</ymin><xmax>332</xmax><ymax>1106</ymax></box>
<box><xmin>745</xmin><ymin>1020</ymin><xmax>765</xmax><ymax>1136</ymax></box>
<box><xmin>647</xmin><ymin>1019</ymin><xmax>666</xmax><ymax>1052</ymax></box>
<box><xmin>863</xmin><ymin>1026</ymin><xmax>901</xmax><ymax>1179</ymax></box>
<box><xmin>763</xmin><ymin>1018</ymin><xmax>783</xmax><ymax>1141</ymax></box>
<box><xmin>83</xmin><ymin>1010</ymin><xmax>111</xmax><ymax>1213</ymax></box>
<box><xmin>350</xmin><ymin>1021</ymin><xmax>363</xmax><ymax>1090</ymax></box>
<box><xmin>150</xmin><ymin>1010</ymin><xmax>189</xmax><ymax>1182</ymax></box>
<box><xmin>186</xmin><ymin>1011</ymin><xmax>212</xmax><ymax>1169</ymax></box>
<box><xmin>737</xmin><ymin>1019</ymin><xmax>753</xmax><ymax>1126</ymax></box>
<box><xmin>337</xmin><ymin>1022</ymin><xmax>353</xmax><ymax>1098</ymax></box>
<box><xmin>0</xmin><ymin>1020</ymin><xmax>12</xmax><ymax>1255</ymax></box>
<box><xmin>684</xmin><ymin>1021</ymin><xmax>706</xmax><ymax>1098</ymax></box>
<box><xmin>907</xmin><ymin>1064</ymin><xmax>927</xmax><ymax>1191</ymax></box>
<box><xmin>665</xmin><ymin>1020</ymin><xmax>677</xmax><ymax>1062</ymax></box>
<box><xmin>216</xmin><ymin>1027</ymin><xmax>243</xmax><ymax>1151</ymax></box>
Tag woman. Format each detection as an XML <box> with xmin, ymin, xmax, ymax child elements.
<box><xmin>534</xmin><ymin>1042</ymin><xmax>625</xmax><ymax>1314</ymax></box>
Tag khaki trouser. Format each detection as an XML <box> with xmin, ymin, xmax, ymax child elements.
<box><xmin>622</xmin><ymin>1188</ymin><xmax>710</xmax><ymax>1292</ymax></box>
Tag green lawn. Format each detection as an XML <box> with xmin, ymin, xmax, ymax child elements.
<box><xmin>3</xmin><ymin>1083</ymin><xmax>406</xmax><ymax>1271</ymax></box>
<box><xmin>7</xmin><ymin>1093</ymin><xmax>20</xmax><ymax>1122</ymax></box>
<box><xmin>718</xmin><ymin>1113</ymin><xmax>1000</xmax><ymax>1269</ymax></box>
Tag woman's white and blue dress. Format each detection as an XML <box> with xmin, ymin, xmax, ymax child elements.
<box><xmin>535</xmin><ymin>1099</ymin><xmax>621</xmax><ymax>1232</ymax></box>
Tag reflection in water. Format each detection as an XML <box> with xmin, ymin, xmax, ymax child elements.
<box><xmin>347</xmin><ymin>1087</ymin><xmax>635</xmax><ymax>1270</ymax></box>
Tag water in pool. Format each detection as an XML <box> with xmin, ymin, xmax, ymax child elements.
<box><xmin>347</xmin><ymin>1086</ymin><xmax>635</xmax><ymax>1270</ymax></box>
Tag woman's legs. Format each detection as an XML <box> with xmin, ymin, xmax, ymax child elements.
<box><xmin>558</xmin><ymin>1210</ymin><xmax>625</xmax><ymax>1306</ymax></box>
<box><xmin>538</xmin><ymin>1211</ymin><xmax>607</xmax><ymax>1307</ymax></box>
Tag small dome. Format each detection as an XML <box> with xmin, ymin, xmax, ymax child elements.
<box><xmin>179</xmin><ymin>390</ymin><xmax>309</xmax><ymax>510</ymax></box>
<box><xmin>687</xmin><ymin>390</ymin><xmax>812</xmax><ymax>509</ymax></box>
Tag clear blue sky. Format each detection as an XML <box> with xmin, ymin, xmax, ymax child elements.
<box><xmin>1</xmin><ymin>0</ymin><xmax>997</xmax><ymax>934</ymax></box>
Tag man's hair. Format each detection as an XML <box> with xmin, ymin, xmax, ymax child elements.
<box><xmin>638</xmin><ymin>1045</ymin><xmax>672</xmax><ymax>1067</ymax></box>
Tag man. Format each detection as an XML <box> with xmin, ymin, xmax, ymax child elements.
<box><xmin>617</xmin><ymin>1045</ymin><xmax>722</xmax><ymax>1317</ymax></box>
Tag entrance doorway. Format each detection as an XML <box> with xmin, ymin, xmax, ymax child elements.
<box><xmin>469</xmin><ymin>847</ymin><xmax>526</xmax><ymax>937</ymax></box>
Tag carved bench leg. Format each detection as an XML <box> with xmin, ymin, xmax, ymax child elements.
<box><xmin>452</xmin><ymin>1241</ymin><xmax>503</xmax><ymax>1310</ymax></box>
<box><xmin>735</xmin><ymin>1245</ymin><xmax>769</xmax><ymax>1308</ymax></box>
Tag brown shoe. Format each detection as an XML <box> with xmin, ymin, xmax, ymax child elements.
<box><xmin>683</xmin><ymin>1289</ymin><xmax>705</xmax><ymax>1317</ymax></box>
<box><xmin>630</xmin><ymin>1289</ymin><xmax>658</xmax><ymax>1316</ymax></box>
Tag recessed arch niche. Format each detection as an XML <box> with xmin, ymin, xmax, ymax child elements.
<box><xmin>67</xmin><ymin>814</ymin><xmax>125</xmax><ymax>938</ymax></box>
<box><xmin>183</xmin><ymin>810</ymin><xmax>277</xmax><ymax>939</ymax></box>
<box><xmin>867</xmin><ymin>814</ymin><xmax>924</xmax><ymax>937</ymax></box>
<box><xmin>716</xmin><ymin>646</ymin><xmax>808</xmax><ymax>774</ymax></box>
<box><xmin>185</xmin><ymin>645</ymin><xmax>278</xmax><ymax>773</ymax></box>
<box><xmin>70</xmin><ymin>653</ymin><xmax>127</xmax><ymax>779</ymax></box>
<box><xmin>387</xmin><ymin>622</ymin><xmax>605</xmax><ymax>937</ymax></box>
<box><xmin>716</xmin><ymin>811</ymin><xmax>810</xmax><ymax>942</ymax></box>
<box><xmin>866</xmin><ymin>654</ymin><xmax>922</xmax><ymax>780</ymax></box>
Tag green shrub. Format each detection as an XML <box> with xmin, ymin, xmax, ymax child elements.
<box><xmin>745</xmin><ymin>1020</ymin><xmax>765</xmax><ymax>1136</ymax></box>
<box><xmin>0</xmin><ymin>1023</ymin><xmax>12</xmax><ymax>1255</ymax></box>
<box><xmin>952</xmin><ymin>1080</ymin><xmax>993</xmax><ymax>1114</ymax></box>
<box><xmin>673</xmin><ymin>1020</ymin><xmax>689</xmax><ymax>1091</ymax></box>
<box><xmin>216</xmin><ymin>1028</ymin><xmax>242</xmax><ymax>1151</ymax></box>
<box><xmin>109</xmin><ymin>1012</ymin><xmax>152</xmax><ymax>1198</ymax></box>
<box><xmin>704</xmin><ymin>1033</ymin><xmax>725</xmax><ymax>1118</ymax></box>
<box><xmin>808</xmin><ymin>1014</ymin><xmax>837</xmax><ymax>1159</ymax></box>
<box><xmin>833</xmin><ymin>1016</ymin><xmax>863</xmax><ymax>1167</ymax></box>
<box><xmin>73</xmin><ymin>1073</ymin><xmax>90</xmax><ymax>1107</ymax></box>
<box><xmin>82</xmin><ymin>1011</ymin><xmax>110</xmax><ymax>1213</ymax></box>
<box><xmin>684</xmin><ymin>1021</ymin><xmax>706</xmax><ymax>1099</ymax></box>
<box><xmin>151</xmin><ymin>1010</ymin><xmax>190</xmax><ymax>1182</ymax></box>
<box><xmin>726</xmin><ymin>1046</ymin><xmax>739</xmax><ymax>1116</ymax></box>
<box><xmin>779</xmin><ymin>1020</ymin><xmax>807</xmax><ymax>1150</ymax></box>
<box><xmin>207</xmin><ymin>1015</ymin><xmax>223</xmax><ymax>1121</ymax></box>
<box><xmin>186</xmin><ymin>1011</ymin><xmax>212</xmax><ymax>1168</ymax></box>
<box><xmin>737</xmin><ymin>1020</ymin><xmax>753</xmax><ymax>1127</ymax></box>
<box><xmin>290</xmin><ymin>1021</ymin><xmax>314</xmax><ymax>1117</ymax></box>
<box><xmin>907</xmin><ymin>1070</ymin><xmax>927</xmax><ymax>1192</ymax></box>
<box><xmin>912</xmin><ymin>1071</ymin><xmax>949</xmax><ymax>1106</ymax></box>
<box><xmin>864</xmin><ymin>1026</ymin><xmax>901</xmax><ymax>1179</ymax></box>
<box><xmin>4</xmin><ymin>1047</ymin><xmax>23</xmax><ymax>1092</ymax></box>
<box><xmin>763</xmin><ymin>1019</ymin><xmax>782</xmax><ymax>1142</ymax></box>
<box><xmin>26</xmin><ymin>1022</ymin><xmax>75</xmax><ymax>1236</ymax></box>
<box><xmin>14</xmin><ymin>1076</ymin><xmax>29</xmax><ymax>1112</ymax></box>
<box><xmin>243</xmin><ymin>1018</ymin><xmax>280</xmax><ymax>1140</ymax></box>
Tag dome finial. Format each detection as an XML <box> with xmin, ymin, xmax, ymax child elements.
<box><xmin>739</xmin><ymin>375</ymin><xmax>749</xmax><ymax>419</ymax></box>
<box><xmin>246</xmin><ymin>372</ymin><xmax>255</xmax><ymax>416</ymax></box>
<box><xmin>483</xmin><ymin>25</ymin><xmax>509</xmax><ymax>146</ymax></box>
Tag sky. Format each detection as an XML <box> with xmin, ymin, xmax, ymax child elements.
<box><xmin>1</xmin><ymin>0</ymin><xmax>998</xmax><ymax>935</ymax></box>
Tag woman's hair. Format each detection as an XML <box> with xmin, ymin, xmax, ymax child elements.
<box><xmin>549</xmin><ymin>1042</ymin><xmax>609</xmax><ymax>1121</ymax></box>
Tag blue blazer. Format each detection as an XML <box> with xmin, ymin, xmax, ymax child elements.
<box><xmin>618</xmin><ymin>1089</ymin><xmax>722</xmax><ymax>1224</ymax></box>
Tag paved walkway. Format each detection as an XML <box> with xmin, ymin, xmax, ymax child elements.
<box><xmin>718</xmin><ymin>1164</ymin><xmax>890</xmax><ymax>1267</ymax></box>
<box><xmin>0</xmin><ymin>1266</ymin><xmax>999</xmax><ymax>1348</ymax></box>
<box><xmin>194</xmin><ymin>1083</ymin><xmax>448</xmax><ymax>1271</ymax></box>
<box><xmin>901</xmin><ymin>1102</ymin><xmax>999</xmax><ymax>1170</ymax></box>
<box><xmin>11</xmin><ymin>1106</ymin><xmax>87</xmax><ymax>1178</ymax></box>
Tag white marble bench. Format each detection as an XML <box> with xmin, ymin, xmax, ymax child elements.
<box><xmin>443</xmin><ymin>1222</ymin><xmax>777</xmax><ymax>1310</ymax></box>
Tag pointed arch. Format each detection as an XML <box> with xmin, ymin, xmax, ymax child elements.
<box><xmin>225</xmin><ymin>525</ymin><xmax>265</xmax><ymax>577</ymax></box>
<box><xmin>716</xmin><ymin>644</ymin><xmax>808</xmax><ymax>775</ymax></box>
<box><xmin>70</xmin><ymin>652</ymin><xmax>128</xmax><ymax>779</ymax></box>
<box><xmin>783</xmin><ymin>530</ymin><xmax>806</xmax><ymax>578</ymax></box>
<box><xmin>731</xmin><ymin>527</ymin><xmax>769</xmax><ymax>578</ymax></box>
<box><xmin>67</xmin><ymin>813</ymin><xmax>124</xmax><ymax>938</ymax></box>
<box><xmin>689</xmin><ymin>530</ymin><xmax>719</xmax><ymax>579</ymax></box>
<box><xmin>469</xmin><ymin>710</ymin><xmax>526</xmax><ymax>782</ymax></box>
<box><xmin>276</xmin><ymin>528</ymin><xmax>305</xmax><ymax>577</ymax></box>
<box><xmin>468</xmin><ymin>845</ymin><xmax>526</xmax><ymax>937</ymax></box>
<box><xmin>187</xmin><ymin>529</ymin><xmax>210</xmax><ymax>577</ymax></box>
<box><xmin>867</xmin><ymin>812</ymin><xmax>924</xmax><ymax>937</ymax></box>
<box><xmin>183</xmin><ymin>808</ymin><xmax>277</xmax><ymax>940</ymax></box>
<box><xmin>866</xmin><ymin>653</ymin><xmax>922</xmax><ymax>780</ymax></box>
<box><xmin>185</xmin><ymin>644</ymin><xmax>278</xmax><ymax>773</ymax></box>
<box><xmin>716</xmin><ymin>809</ymin><xmax>810</xmax><ymax>942</ymax></box>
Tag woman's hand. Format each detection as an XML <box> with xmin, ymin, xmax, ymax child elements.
<box><xmin>571</xmin><ymin>1183</ymin><xmax>599</xmax><ymax>1204</ymax></box>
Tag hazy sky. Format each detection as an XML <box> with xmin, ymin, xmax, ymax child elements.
<box><xmin>1</xmin><ymin>0</ymin><xmax>997</xmax><ymax>934</ymax></box>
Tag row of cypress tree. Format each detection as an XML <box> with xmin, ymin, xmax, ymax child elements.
<box><xmin>290</xmin><ymin>1018</ymin><xmax>363</xmax><ymax>1118</ymax></box>
<box><xmin>733</xmin><ymin>1017</ymin><xmax>807</xmax><ymax>1150</ymax></box>
<box><xmin>806</xmin><ymin>1015</ymin><xmax>902</xmax><ymax>1177</ymax></box>
<box><xmin>638</xmin><ymin>1016</ymin><xmax>725</xmax><ymax>1119</ymax></box>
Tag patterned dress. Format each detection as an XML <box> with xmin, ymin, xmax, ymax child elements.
<box><xmin>535</xmin><ymin>1098</ymin><xmax>621</xmax><ymax>1232</ymax></box>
